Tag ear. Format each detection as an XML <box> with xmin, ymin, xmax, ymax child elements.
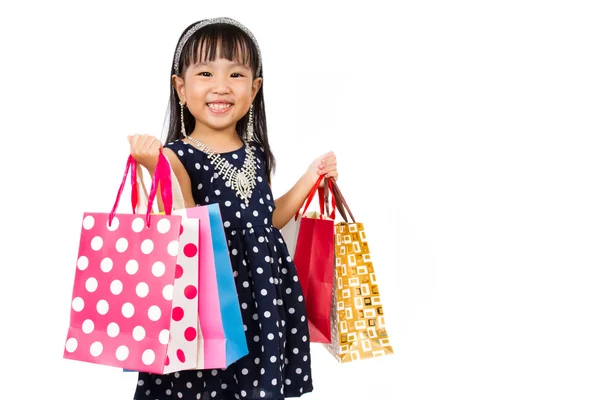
<box><xmin>250</xmin><ymin>77</ymin><xmax>263</xmax><ymax>102</ymax></box>
<box><xmin>172</xmin><ymin>74</ymin><xmax>186</xmax><ymax>104</ymax></box>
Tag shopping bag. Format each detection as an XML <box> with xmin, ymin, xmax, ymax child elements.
<box><xmin>181</xmin><ymin>203</ymin><xmax>248</xmax><ymax>369</ymax></box>
<box><xmin>283</xmin><ymin>175</ymin><xmax>336</xmax><ymax>343</ymax></box>
<box><xmin>280</xmin><ymin>177</ymin><xmax>334</xmax><ymax>258</ymax></box>
<box><xmin>137</xmin><ymin>160</ymin><xmax>248</xmax><ymax>369</ymax></box>
<box><xmin>131</xmin><ymin>159</ymin><xmax>206</xmax><ymax>373</ymax></box>
<box><xmin>63</xmin><ymin>152</ymin><xmax>201</xmax><ymax>374</ymax></box>
<box><xmin>324</xmin><ymin>179</ymin><xmax>394</xmax><ymax>363</ymax></box>
<box><xmin>279</xmin><ymin>213</ymin><xmax>301</xmax><ymax>259</ymax></box>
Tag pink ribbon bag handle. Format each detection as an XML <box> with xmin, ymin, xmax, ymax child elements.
<box><xmin>108</xmin><ymin>150</ymin><xmax>173</xmax><ymax>227</ymax></box>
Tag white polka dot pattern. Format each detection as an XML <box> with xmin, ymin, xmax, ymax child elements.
<box><xmin>132</xmin><ymin>140</ymin><xmax>313</xmax><ymax>399</ymax></box>
<box><xmin>64</xmin><ymin>212</ymin><xmax>203</xmax><ymax>375</ymax></box>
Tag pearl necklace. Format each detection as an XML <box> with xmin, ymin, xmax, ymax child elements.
<box><xmin>185</xmin><ymin>136</ymin><xmax>257</xmax><ymax>206</ymax></box>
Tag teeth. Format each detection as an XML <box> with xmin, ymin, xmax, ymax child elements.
<box><xmin>208</xmin><ymin>103</ymin><xmax>232</xmax><ymax>110</ymax></box>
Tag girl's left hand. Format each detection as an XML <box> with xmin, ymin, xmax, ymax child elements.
<box><xmin>305</xmin><ymin>151</ymin><xmax>338</xmax><ymax>187</ymax></box>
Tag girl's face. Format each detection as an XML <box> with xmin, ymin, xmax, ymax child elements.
<box><xmin>173</xmin><ymin>50</ymin><xmax>262</xmax><ymax>135</ymax></box>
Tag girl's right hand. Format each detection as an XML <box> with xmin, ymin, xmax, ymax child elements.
<box><xmin>128</xmin><ymin>134</ymin><xmax>162</xmax><ymax>173</ymax></box>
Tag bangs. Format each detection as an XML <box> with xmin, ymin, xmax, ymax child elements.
<box><xmin>178</xmin><ymin>23</ymin><xmax>260</xmax><ymax>76</ymax></box>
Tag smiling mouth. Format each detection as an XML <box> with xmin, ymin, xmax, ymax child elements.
<box><xmin>207</xmin><ymin>103</ymin><xmax>232</xmax><ymax>110</ymax></box>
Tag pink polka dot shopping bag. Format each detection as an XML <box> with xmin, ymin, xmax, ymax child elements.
<box><xmin>63</xmin><ymin>152</ymin><xmax>246</xmax><ymax>373</ymax></box>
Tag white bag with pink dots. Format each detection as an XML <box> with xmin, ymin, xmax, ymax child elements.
<box><xmin>63</xmin><ymin>152</ymin><xmax>201</xmax><ymax>374</ymax></box>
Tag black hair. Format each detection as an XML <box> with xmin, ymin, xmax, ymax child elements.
<box><xmin>164</xmin><ymin>20</ymin><xmax>275</xmax><ymax>182</ymax></box>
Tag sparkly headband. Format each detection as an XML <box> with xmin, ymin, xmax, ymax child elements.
<box><xmin>173</xmin><ymin>17</ymin><xmax>262</xmax><ymax>76</ymax></box>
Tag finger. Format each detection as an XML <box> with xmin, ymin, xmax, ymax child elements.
<box><xmin>143</xmin><ymin>139</ymin><xmax>154</xmax><ymax>153</ymax></box>
<box><xmin>139</xmin><ymin>135</ymin><xmax>152</xmax><ymax>150</ymax></box>
<box><xmin>150</xmin><ymin>140</ymin><xmax>162</xmax><ymax>153</ymax></box>
<box><xmin>320</xmin><ymin>151</ymin><xmax>334</xmax><ymax>162</ymax></box>
<box><xmin>321</xmin><ymin>155</ymin><xmax>336</xmax><ymax>165</ymax></box>
<box><xmin>145</xmin><ymin>136</ymin><xmax>161</xmax><ymax>152</ymax></box>
<box><xmin>135</xmin><ymin>135</ymin><xmax>146</xmax><ymax>152</ymax></box>
<box><xmin>320</xmin><ymin>165</ymin><xmax>337</xmax><ymax>175</ymax></box>
<box><xmin>319</xmin><ymin>156</ymin><xmax>335</xmax><ymax>166</ymax></box>
<box><xmin>319</xmin><ymin>168</ymin><xmax>332</xmax><ymax>177</ymax></box>
<box><xmin>132</xmin><ymin>135</ymin><xmax>149</xmax><ymax>154</ymax></box>
<box><xmin>325</xmin><ymin>169</ymin><xmax>338</xmax><ymax>178</ymax></box>
<box><xmin>130</xmin><ymin>134</ymin><xmax>139</xmax><ymax>150</ymax></box>
<box><xmin>319</xmin><ymin>161</ymin><xmax>336</xmax><ymax>172</ymax></box>
<box><xmin>137</xmin><ymin>135</ymin><xmax>153</xmax><ymax>152</ymax></box>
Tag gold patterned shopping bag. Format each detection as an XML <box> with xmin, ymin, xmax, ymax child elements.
<box><xmin>323</xmin><ymin>180</ymin><xmax>394</xmax><ymax>363</ymax></box>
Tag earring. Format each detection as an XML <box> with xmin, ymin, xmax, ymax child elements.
<box><xmin>245</xmin><ymin>104</ymin><xmax>254</xmax><ymax>142</ymax></box>
<box><xmin>179</xmin><ymin>101</ymin><xmax>188</xmax><ymax>137</ymax></box>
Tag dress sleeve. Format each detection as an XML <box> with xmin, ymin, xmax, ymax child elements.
<box><xmin>164</xmin><ymin>140</ymin><xmax>188</xmax><ymax>166</ymax></box>
<box><xmin>163</xmin><ymin>139</ymin><xmax>206</xmax><ymax>181</ymax></box>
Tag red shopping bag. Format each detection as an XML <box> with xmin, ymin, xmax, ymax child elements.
<box><xmin>292</xmin><ymin>176</ymin><xmax>337</xmax><ymax>343</ymax></box>
<box><xmin>63</xmin><ymin>152</ymin><xmax>202</xmax><ymax>374</ymax></box>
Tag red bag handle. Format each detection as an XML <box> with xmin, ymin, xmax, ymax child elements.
<box><xmin>298</xmin><ymin>174</ymin><xmax>336</xmax><ymax>219</ymax></box>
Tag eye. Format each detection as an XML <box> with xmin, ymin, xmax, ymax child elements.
<box><xmin>231</xmin><ymin>73</ymin><xmax>244</xmax><ymax>78</ymax></box>
<box><xmin>198</xmin><ymin>72</ymin><xmax>211</xmax><ymax>77</ymax></box>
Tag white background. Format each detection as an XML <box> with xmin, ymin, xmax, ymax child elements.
<box><xmin>1</xmin><ymin>0</ymin><xmax>599</xmax><ymax>399</ymax></box>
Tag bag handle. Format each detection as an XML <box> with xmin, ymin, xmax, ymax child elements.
<box><xmin>151</xmin><ymin>151</ymin><xmax>173</xmax><ymax>219</ymax></box>
<box><xmin>326</xmin><ymin>177</ymin><xmax>349</xmax><ymax>222</ymax></box>
<box><xmin>108</xmin><ymin>151</ymin><xmax>173</xmax><ymax>228</ymax></box>
<box><xmin>135</xmin><ymin>155</ymin><xmax>186</xmax><ymax>213</ymax></box>
<box><xmin>329</xmin><ymin>179</ymin><xmax>355</xmax><ymax>223</ymax></box>
<box><xmin>299</xmin><ymin>174</ymin><xmax>336</xmax><ymax>220</ymax></box>
<box><xmin>108</xmin><ymin>155</ymin><xmax>137</xmax><ymax>226</ymax></box>
<box><xmin>320</xmin><ymin>177</ymin><xmax>336</xmax><ymax>219</ymax></box>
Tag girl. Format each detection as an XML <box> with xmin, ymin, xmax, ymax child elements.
<box><xmin>128</xmin><ymin>17</ymin><xmax>338</xmax><ymax>400</ymax></box>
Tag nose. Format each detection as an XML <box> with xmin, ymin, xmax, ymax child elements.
<box><xmin>212</xmin><ymin>73</ymin><xmax>231</xmax><ymax>94</ymax></box>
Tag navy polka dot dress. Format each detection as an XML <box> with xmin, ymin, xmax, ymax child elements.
<box><xmin>133</xmin><ymin>140</ymin><xmax>313</xmax><ymax>400</ymax></box>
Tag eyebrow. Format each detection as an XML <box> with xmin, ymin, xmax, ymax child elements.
<box><xmin>195</xmin><ymin>61</ymin><xmax>250</xmax><ymax>69</ymax></box>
